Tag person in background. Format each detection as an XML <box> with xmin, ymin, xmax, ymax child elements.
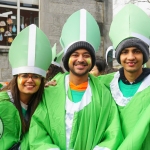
<box><xmin>29</xmin><ymin>9</ymin><xmax>123</xmax><ymax>150</ymax></box>
<box><xmin>99</xmin><ymin>4</ymin><xmax>150</xmax><ymax>149</ymax></box>
<box><xmin>105</xmin><ymin>67</ymin><xmax>118</xmax><ymax>74</ymax></box>
<box><xmin>90</xmin><ymin>56</ymin><xmax>107</xmax><ymax>76</ymax></box>
<box><xmin>0</xmin><ymin>24</ymin><xmax>52</xmax><ymax>149</ymax></box>
<box><xmin>45</xmin><ymin>49</ymin><xmax>65</xmax><ymax>86</ymax></box>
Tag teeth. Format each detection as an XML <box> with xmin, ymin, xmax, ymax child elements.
<box><xmin>26</xmin><ymin>85</ymin><xmax>34</xmax><ymax>88</ymax></box>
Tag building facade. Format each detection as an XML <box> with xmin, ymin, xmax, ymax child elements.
<box><xmin>0</xmin><ymin>0</ymin><xmax>112</xmax><ymax>81</ymax></box>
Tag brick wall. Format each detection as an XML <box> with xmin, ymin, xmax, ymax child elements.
<box><xmin>0</xmin><ymin>0</ymin><xmax>112</xmax><ymax>81</ymax></box>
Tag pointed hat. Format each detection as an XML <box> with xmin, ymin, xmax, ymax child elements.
<box><xmin>109</xmin><ymin>4</ymin><xmax>150</xmax><ymax>64</ymax></box>
<box><xmin>52</xmin><ymin>50</ymin><xmax>64</xmax><ymax>67</ymax></box>
<box><xmin>9</xmin><ymin>24</ymin><xmax>52</xmax><ymax>77</ymax></box>
<box><xmin>60</xmin><ymin>9</ymin><xmax>101</xmax><ymax>71</ymax></box>
<box><xmin>109</xmin><ymin>4</ymin><xmax>150</xmax><ymax>49</ymax></box>
<box><xmin>51</xmin><ymin>43</ymin><xmax>64</xmax><ymax>67</ymax></box>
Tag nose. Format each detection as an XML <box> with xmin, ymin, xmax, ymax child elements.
<box><xmin>78</xmin><ymin>55</ymin><xmax>84</xmax><ymax>62</ymax></box>
<box><xmin>127</xmin><ymin>52</ymin><xmax>135</xmax><ymax>60</ymax></box>
<box><xmin>27</xmin><ymin>77</ymin><xmax>33</xmax><ymax>82</ymax></box>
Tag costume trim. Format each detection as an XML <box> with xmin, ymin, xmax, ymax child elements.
<box><xmin>65</xmin><ymin>75</ymin><xmax>92</xmax><ymax>149</ymax></box>
<box><xmin>110</xmin><ymin>72</ymin><xmax>150</xmax><ymax>106</ymax></box>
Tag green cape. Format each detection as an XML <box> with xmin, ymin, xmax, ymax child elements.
<box><xmin>29</xmin><ymin>73</ymin><xmax>123</xmax><ymax>150</ymax></box>
<box><xmin>99</xmin><ymin>72</ymin><xmax>150</xmax><ymax>149</ymax></box>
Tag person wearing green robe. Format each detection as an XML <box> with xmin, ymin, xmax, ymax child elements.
<box><xmin>29</xmin><ymin>9</ymin><xmax>123</xmax><ymax>150</ymax></box>
<box><xmin>99</xmin><ymin>4</ymin><xmax>150</xmax><ymax>150</ymax></box>
<box><xmin>0</xmin><ymin>24</ymin><xmax>53</xmax><ymax>150</ymax></box>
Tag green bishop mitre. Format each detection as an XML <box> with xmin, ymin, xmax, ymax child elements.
<box><xmin>52</xmin><ymin>43</ymin><xmax>56</xmax><ymax>61</ymax></box>
<box><xmin>109</xmin><ymin>3</ymin><xmax>150</xmax><ymax>49</ymax></box>
<box><xmin>52</xmin><ymin>50</ymin><xmax>64</xmax><ymax>67</ymax></box>
<box><xmin>9</xmin><ymin>24</ymin><xmax>52</xmax><ymax>77</ymax></box>
<box><xmin>60</xmin><ymin>9</ymin><xmax>101</xmax><ymax>53</ymax></box>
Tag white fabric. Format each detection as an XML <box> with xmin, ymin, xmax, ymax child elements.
<box><xmin>28</xmin><ymin>24</ymin><xmax>36</xmax><ymax>66</ymax></box>
<box><xmin>93</xmin><ymin>145</ymin><xmax>110</xmax><ymax>150</ymax></box>
<box><xmin>80</xmin><ymin>9</ymin><xmax>86</xmax><ymax>41</ymax></box>
<box><xmin>110</xmin><ymin>72</ymin><xmax>150</xmax><ymax>106</ymax></box>
<box><xmin>105</xmin><ymin>46</ymin><xmax>114</xmax><ymax>65</ymax></box>
<box><xmin>52</xmin><ymin>61</ymin><xmax>60</xmax><ymax>67</ymax></box>
<box><xmin>7</xmin><ymin>90</ymin><xmax>14</xmax><ymax>103</ymax></box>
<box><xmin>132</xmin><ymin>32</ymin><xmax>150</xmax><ymax>46</ymax></box>
<box><xmin>12</xmin><ymin>66</ymin><xmax>46</xmax><ymax>77</ymax></box>
<box><xmin>20</xmin><ymin>101</ymin><xmax>28</xmax><ymax>110</ymax></box>
<box><xmin>65</xmin><ymin>75</ymin><xmax>92</xmax><ymax>149</ymax></box>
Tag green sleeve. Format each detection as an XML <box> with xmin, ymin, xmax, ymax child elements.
<box><xmin>29</xmin><ymin>97</ymin><xmax>60</xmax><ymax>150</ymax></box>
<box><xmin>96</xmin><ymin>98</ymin><xmax>123</xmax><ymax>150</ymax></box>
<box><xmin>118</xmin><ymin>103</ymin><xmax>150</xmax><ymax>150</ymax></box>
<box><xmin>0</xmin><ymin>91</ymin><xmax>21</xmax><ymax>150</ymax></box>
<box><xmin>89</xmin><ymin>75</ymin><xmax>123</xmax><ymax>150</ymax></box>
<box><xmin>98</xmin><ymin>73</ymin><xmax>115</xmax><ymax>90</ymax></box>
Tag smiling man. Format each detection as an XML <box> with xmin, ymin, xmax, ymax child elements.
<box><xmin>99</xmin><ymin>4</ymin><xmax>150</xmax><ymax>149</ymax></box>
<box><xmin>29</xmin><ymin>9</ymin><xmax>123</xmax><ymax>150</ymax></box>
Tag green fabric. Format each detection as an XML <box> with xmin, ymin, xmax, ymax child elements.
<box><xmin>0</xmin><ymin>91</ymin><xmax>21</xmax><ymax>149</ymax></box>
<box><xmin>20</xmin><ymin>132</ymin><xmax>29</xmax><ymax>150</ymax></box>
<box><xmin>71</xmin><ymin>89</ymin><xmax>85</xmax><ymax>103</ymax></box>
<box><xmin>60</xmin><ymin>9</ymin><xmax>101</xmax><ymax>52</ymax></box>
<box><xmin>0</xmin><ymin>83</ymin><xmax>3</xmax><ymax>89</ymax></box>
<box><xmin>109</xmin><ymin>4</ymin><xmax>150</xmax><ymax>49</ymax></box>
<box><xmin>118</xmin><ymin>80</ymin><xmax>142</xmax><ymax>97</ymax></box>
<box><xmin>21</xmin><ymin>107</ymin><xmax>27</xmax><ymax>117</ymax></box>
<box><xmin>29</xmin><ymin>73</ymin><xmax>123</xmax><ymax>150</ymax></box>
<box><xmin>117</xmin><ymin>87</ymin><xmax>150</xmax><ymax>150</ymax></box>
<box><xmin>99</xmin><ymin>73</ymin><xmax>150</xmax><ymax>149</ymax></box>
<box><xmin>9</xmin><ymin>24</ymin><xmax>52</xmax><ymax>77</ymax></box>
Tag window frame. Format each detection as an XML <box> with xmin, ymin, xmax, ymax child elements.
<box><xmin>0</xmin><ymin>0</ymin><xmax>40</xmax><ymax>50</ymax></box>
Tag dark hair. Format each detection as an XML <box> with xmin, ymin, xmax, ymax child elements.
<box><xmin>95</xmin><ymin>56</ymin><xmax>107</xmax><ymax>74</ymax></box>
<box><xmin>45</xmin><ymin>64</ymin><xmax>64</xmax><ymax>82</ymax></box>
<box><xmin>2</xmin><ymin>75</ymin><xmax>44</xmax><ymax>134</ymax></box>
<box><xmin>105</xmin><ymin>67</ymin><xmax>119</xmax><ymax>74</ymax></box>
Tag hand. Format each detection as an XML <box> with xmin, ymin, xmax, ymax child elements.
<box><xmin>45</xmin><ymin>80</ymin><xmax>57</xmax><ymax>87</ymax></box>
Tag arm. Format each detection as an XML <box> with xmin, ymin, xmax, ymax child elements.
<box><xmin>94</xmin><ymin>92</ymin><xmax>123</xmax><ymax>150</ymax></box>
<box><xmin>29</xmin><ymin>99</ymin><xmax>60</xmax><ymax>150</ymax></box>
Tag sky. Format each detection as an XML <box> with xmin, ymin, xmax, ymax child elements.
<box><xmin>113</xmin><ymin>0</ymin><xmax>150</xmax><ymax>16</ymax></box>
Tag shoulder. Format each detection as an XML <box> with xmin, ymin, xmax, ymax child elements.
<box><xmin>0</xmin><ymin>91</ymin><xmax>9</xmax><ymax>100</ymax></box>
<box><xmin>98</xmin><ymin>72</ymin><xmax>117</xmax><ymax>88</ymax></box>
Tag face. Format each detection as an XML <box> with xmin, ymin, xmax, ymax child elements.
<box><xmin>120</xmin><ymin>47</ymin><xmax>143</xmax><ymax>75</ymax></box>
<box><xmin>90</xmin><ymin>65</ymin><xmax>100</xmax><ymax>77</ymax></box>
<box><xmin>17</xmin><ymin>73</ymin><xmax>42</xmax><ymax>96</ymax></box>
<box><xmin>68</xmin><ymin>49</ymin><xmax>92</xmax><ymax>77</ymax></box>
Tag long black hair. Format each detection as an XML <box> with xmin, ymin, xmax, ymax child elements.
<box><xmin>2</xmin><ymin>75</ymin><xmax>44</xmax><ymax>133</ymax></box>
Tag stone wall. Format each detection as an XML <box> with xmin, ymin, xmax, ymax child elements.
<box><xmin>0</xmin><ymin>0</ymin><xmax>112</xmax><ymax>81</ymax></box>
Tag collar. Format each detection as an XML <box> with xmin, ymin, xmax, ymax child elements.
<box><xmin>119</xmin><ymin>68</ymin><xmax>150</xmax><ymax>84</ymax></box>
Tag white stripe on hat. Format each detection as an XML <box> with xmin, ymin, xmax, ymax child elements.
<box><xmin>80</xmin><ymin>9</ymin><xmax>86</xmax><ymax>41</ymax></box>
<box><xmin>131</xmin><ymin>32</ymin><xmax>150</xmax><ymax>46</ymax></box>
<box><xmin>12</xmin><ymin>66</ymin><xmax>46</xmax><ymax>77</ymax></box>
<box><xmin>28</xmin><ymin>24</ymin><xmax>36</xmax><ymax>66</ymax></box>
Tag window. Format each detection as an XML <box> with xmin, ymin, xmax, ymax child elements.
<box><xmin>0</xmin><ymin>0</ymin><xmax>39</xmax><ymax>48</ymax></box>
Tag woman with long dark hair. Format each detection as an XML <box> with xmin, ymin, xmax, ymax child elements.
<box><xmin>0</xmin><ymin>24</ymin><xmax>52</xmax><ymax>150</ymax></box>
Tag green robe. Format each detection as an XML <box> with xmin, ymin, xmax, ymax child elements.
<box><xmin>29</xmin><ymin>73</ymin><xmax>123</xmax><ymax>150</ymax></box>
<box><xmin>0</xmin><ymin>91</ymin><xmax>30</xmax><ymax>150</ymax></box>
<box><xmin>99</xmin><ymin>72</ymin><xmax>150</xmax><ymax>150</ymax></box>
<box><xmin>0</xmin><ymin>91</ymin><xmax>21</xmax><ymax>149</ymax></box>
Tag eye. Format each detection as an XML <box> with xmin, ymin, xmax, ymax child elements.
<box><xmin>71</xmin><ymin>53</ymin><xmax>78</xmax><ymax>57</ymax></box>
<box><xmin>121</xmin><ymin>50</ymin><xmax>127</xmax><ymax>54</ymax></box>
<box><xmin>32</xmin><ymin>74</ymin><xmax>41</xmax><ymax>79</ymax></box>
<box><xmin>84</xmin><ymin>54</ymin><xmax>90</xmax><ymax>58</ymax></box>
<box><xmin>134</xmin><ymin>50</ymin><xmax>141</xmax><ymax>54</ymax></box>
<box><xmin>20</xmin><ymin>74</ymin><xmax>28</xmax><ymax>78</ymax></box>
